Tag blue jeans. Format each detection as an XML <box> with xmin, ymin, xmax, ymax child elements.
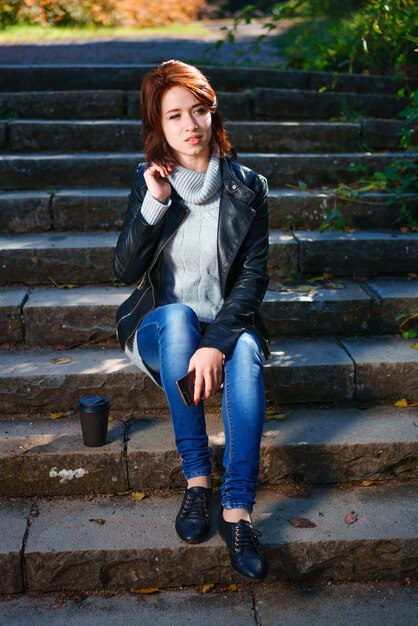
<box><xmin>136</xmin><ymin>303</ymin><xmax>266</xmax><ymax>513</ymax></box>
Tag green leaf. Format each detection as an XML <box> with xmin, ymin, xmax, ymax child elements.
<box><xmin>298</xmin><ymin>181</ymin><xmax>308</xmax><ymax>190</ymax></box>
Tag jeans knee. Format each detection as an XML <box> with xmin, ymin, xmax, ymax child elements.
<box><xmin>233</xmin><ymin>330</ymin><xmax>262</xmax><ymax>362</ymax></box>
<box><xmin>160</xmin><ymin>304</ymin><xmax>200</xmax><ymax>332</ymax></box>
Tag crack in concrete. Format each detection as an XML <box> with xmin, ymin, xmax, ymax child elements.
<box><xmin>250</xmin><ymin>586</ymin><xmax>263</xmax><ymax>625</ymax></box>
<box><xmin>19</xmin><ymin>502</ymin><xmax>39</xmax><ymax>592</ymax></box>
<box><xmin>47</xmin><ymin>191</ymin><xmax>55</xmax><ymax>231</ymax></box>
<box><xmin>337</xmin><ymin>337</ymin><xmax>357</xmax><ymax>400</ymax></box>
<box><xmin>123</xmin><ymin>419</ymin><xmax>132</xmax><ymax>490</ymax></box>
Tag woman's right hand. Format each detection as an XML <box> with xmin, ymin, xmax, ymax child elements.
<box><xmin>144</xmin><ymin>161</ymin><xmax>174</xmax><ymax>204</ymax></box>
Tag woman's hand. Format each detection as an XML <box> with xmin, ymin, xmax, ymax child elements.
<box><xmin>188</xmin><ymin>347</ymin><xmax>224</xmax><ymax>404</ymax></box>
<box><xmin>144</xmin><ymin>161</ymin><xmax>174</xmax><ymax>203</ymax></box>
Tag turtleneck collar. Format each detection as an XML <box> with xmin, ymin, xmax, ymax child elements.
<box><xmin>168</xmin><ymin>143</ymin><xmax>222</xmax><ymax>205</ymax></box>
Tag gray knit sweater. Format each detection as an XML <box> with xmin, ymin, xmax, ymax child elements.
<box><xmin>124</xmin><ymin>147</ymin><xmax>223</xmax><ymax>386</ymax></box>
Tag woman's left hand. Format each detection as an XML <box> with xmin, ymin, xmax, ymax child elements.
<box><xmin>188</xmin><ymin>347</ymin><xmax>224</xmax><ymax>404</ymax></box>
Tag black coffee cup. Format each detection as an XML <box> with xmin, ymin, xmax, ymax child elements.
<box><xmin>78</xmin><ymin>395</ymin><xmax>111</xmax><ymax>447</ymax></box>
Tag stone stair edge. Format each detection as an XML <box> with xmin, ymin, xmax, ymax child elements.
<box><xmin>1</xmin><ymin>479</ymin><xmax>417</xmax><ymax>593</ymax></box>
<box><xmin>0</xmin><ymin>63</ymin><xmax>416</xmax><ymax>93</ymax></box>
<box><xmin>1</xmin><ymin>407</ymin><xmax>417</xmax><ymax>498</ymax></box>
<box><xmin>1</xmin><ymin>335</ymin><xmax>418</xmax><ymax>411</ymax></box>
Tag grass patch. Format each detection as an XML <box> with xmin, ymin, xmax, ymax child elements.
<box><xmin>0</xmin><ymin>22</ymin><xmax>210</xmax><ymax>43</ymax></box>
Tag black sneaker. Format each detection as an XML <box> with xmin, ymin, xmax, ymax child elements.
<box><xmin>218</xmin><ymin>507</ymin><xmax>268</xmax><ymax>580</ymax></box>
<box><xmin>175</xmin><ymin>486</ymin><xmax>212</xmax><ymax>544</ymax></box>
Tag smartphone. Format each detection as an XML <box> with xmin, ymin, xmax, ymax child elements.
<box><xmin>176</xmin><ymin>370</ymin><xmax>199</xmax><ymax>407</ymax></box>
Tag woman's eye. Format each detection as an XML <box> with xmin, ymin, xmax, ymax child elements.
<box><xmin>169</xmin><ymin>114</ymin><xmax>180</xmax><ymax>119</ymax></box>
<box><xmin>195</xmin><ymin>107</ymin><xmax>206</xmax><ymax>114</ymax></box>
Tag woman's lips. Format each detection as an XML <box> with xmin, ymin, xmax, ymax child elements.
<box><xmin>185</xmin><ymin>136</ymin><xmax>201</xmax><ymax>144</ymax></box>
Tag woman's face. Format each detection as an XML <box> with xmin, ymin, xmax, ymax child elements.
<box><xmin>160</xmin><ymin>85</ymin><xmax>212</xmax><ymax>168</ymax></box>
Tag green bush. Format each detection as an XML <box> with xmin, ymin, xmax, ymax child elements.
<box><xmin>220</xmin><ymin>0</ymin><xmax>418</xmax><ymax>77</ymax></box>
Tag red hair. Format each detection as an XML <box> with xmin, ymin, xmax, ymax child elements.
<box><xmin>140</xmin><ymin>59</ymin><xmax>236</xmax><ymax>167</ymax></box>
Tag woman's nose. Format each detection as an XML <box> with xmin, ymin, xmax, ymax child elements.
<box><xmin>185</xmin><ymin>113</ymin><xmax>198</xmax><ymax>130</ymax></box>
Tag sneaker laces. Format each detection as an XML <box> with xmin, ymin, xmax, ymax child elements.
<box><xmin>234</xmin><ymin>520</ymin><xmax>263</xmax><ymax>555</ymax></box>
<box><xmin>181</xmin><ymin>491</ymin><xmax>209</xmax><ymax>521</ymax></box>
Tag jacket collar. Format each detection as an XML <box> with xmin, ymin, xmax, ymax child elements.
<box><xmin>220</xmin><ymin>158</ymin><xmax>256</xmax><ymax>205</ymax></box>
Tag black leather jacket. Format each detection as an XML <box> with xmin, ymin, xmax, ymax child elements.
<box><xmin>112</xmin><ymin>156</ymin><xmax>272</xmax><ymax>360</ymax></box>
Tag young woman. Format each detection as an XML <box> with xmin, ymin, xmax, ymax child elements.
<box><xmin>113</xmin><ymin>59</ymin><xmax>271</xmax><ymax>581</ymax></box>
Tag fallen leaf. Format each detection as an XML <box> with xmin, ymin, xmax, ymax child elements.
<box><xmin>48</xmin><ymin>276</ymin><xmax>76</xmax><ymax>289</ymax></box>
<box><xmin>131</xmin><ymin>491</ymin><xmax>146</xmax><ymax>502</ymax></box>
<box><xmin>89</xmin><ymin>518</ymin><xmax>106</xmax><ymax>525</ymax></box>
<box><xmin>394</xmin><ymin>398</ymin><xmax>409</xmax><ymax>407</ymax></box>
<box><xmin>265</xmin><ymin>412</ymin><xmax>287</xmax><ymax>421</ymax></box>
<box><xmin>108</xmin><ymin>414</ymin><xmax>114</xmax><ymax>422</ymax></box>
<box><xmin>292</xmin><ymin>284</ymin><xmax>318</xmax><ymax>293</ymax></box>
<box><xmin>130</xmin><ymin>587</ymin><xmax>159</xmax><ymax>594</ymax></box>
<box><xmin>51</xmin><ymin>357</ymin><xmax>73</xmax><ymax>365</ymax></box>
<box><xmin>361</xmin><ymin>480</ymin><xmax>375</xmax><ymax>486</ymax></box>
<box><xmin>227</xmin><ymin>584</ymin><xmax>238</xmax><ymax>591</ymax></box>
<box><xmin>49</xmin><ymin>411</ymin><xmax>67</xmax><ymax>420</ymax></box>
<box><xmin>288</xmin><ymin>517</ymin><xmax>316</xmax><ymax>528</ymax></box>
<box><xmin>344</xmin><ymin>510</ymin><xmax>358</xmax><ymax>526</ymax></box>
<box><xmin>326</xmin><ymin>281</ymin><xmax>345</xmax><ymax>289</ymax></box>
<box><xmin>410</xmin><ymin>342</ymin><xmax>418</xmax><ymax>349</ymax></box>
<box><xmin>407</xmin><ymin>273</ymin><xmax>417</xmax><ymax>279</ymax></box>
<box><xmin>200</xmin><ymin>583</ymin><xmax>215</xmax><ymax>593</ymax></box>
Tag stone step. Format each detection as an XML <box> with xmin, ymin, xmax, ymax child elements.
<box><xmin>1</xmin><ymin>335</ymin><xmax>417</xmax><ymax>413</ymax></box>
<box><xmin>0</xmin><ymin>151</ymin><xmax>416</xmax><ymax>190</ymax></box>
<box><xmin>2</xmin><ymin>480</ymin><xmax>416</xmax><ymax>593</ymax></box>
<box><xmin>0</xmin><ymin>88</ymin><xmax>408</xmax><ymax>122</ymax></box>
<box><xmin>2</xmin><ymin>188</ymin><xmax>415</xmax><ymax>234</ymax></box>
<box><xmin>2</xmin><ymin>120</ymin><xmax>413</xmax><ymax>154</ymax></box>
<box><xmin>1</xmin><ymin>582</ymin><xmax>417</xmax><ymax>625</ymax></box>
<box><xmin>2</xmin><ymin>230</ymin><xmax>418</xmax><ymax>287</ymax></box>
<box><xmin>2</xmin><ymin>277</ymin><xmax>417</xmax><ymax>345</ymax></box>
<box><xmin>0</xmin><ymin>90</ymin><xmax>253</xmax><ymax>122</ymax></box>
<box><xmin>1</xmin><ymin>407</ymin><xmax>416</xmax><ymax>498</ymax></box>
<box><xmin>255</xmin><ymin>88</ymin><xmax>408</xmax><ymax>121</ymax></box>
<box><xmin>0</xmin><ymin>64</ymin><xmax>415</xmax><ymax>94</ymax></box>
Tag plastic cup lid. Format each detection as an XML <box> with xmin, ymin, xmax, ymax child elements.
<box><xmin>77</xmin><ymin>395</ymin><xmax>111</xmax><ymax>412</ymax></box>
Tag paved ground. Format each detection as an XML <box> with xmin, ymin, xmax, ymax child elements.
<box><xmin>0</xmin><ymin>19</ymin><xmax>286</xmax><ymax>66</ymax></box>
<box><xmin>1</xmin><ymin>580</ymin><xmax>417</xmax><ymax>625</ymax></box>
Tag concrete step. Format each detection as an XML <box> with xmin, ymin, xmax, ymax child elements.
<box><xmin>0</xmin><ymin>90</ymin><xmax>253</xmax><ymax>122</ymax></box>
<box><xmin>2</xmin><ymin>277</ymin><xmax>417</xmax><ymax>345</ymax></box>
<box><xmin>2</xmin><ymin>581</ymin><xmax>417</xmax><ymax>626</ymax></box>
<box><xmin>1</xmin><ymin>406</ymin><xmax>416</xmax><ymax>497</ymax></box>
<box><xmin>0</xmin><ymin>64</ymin><xmax>415</xmax><ymax>94</ymax></box>
<box><xmin>2</xmin><ymin>188</ymin><xmax>416</xmax><ymax>234</ymax></box>
<box><xmin>0</xmin><ymin>88</ymin><xmax>409</xmax><ymax>122</ymax></box>
<box><xmin>1</xmin><ymin>480</ymin><xmax>416</xmax><ymax>593</ymax></box>
<box><xmin>255</xmin><ymin>88</ymin><xmax>408</xmax><ymax>121</ymax></box>
<box><xmin>0</xmin><ymin>151</ymin><xmax>416</xmax><ymax>191</ymax></box>
<box><xmin>1</xmin><ymin>230</ymin><xmax>418</xmax><ymax>287</ymax></box>
<box><xmin>2</xmin><ymin>120</ymin><xmax>413</xmax><ymax>154</ymax></box>
<box><xmin>1</xmin><ymin>335</ymin><xmax>417</xmax><ymax>413</ymax></box>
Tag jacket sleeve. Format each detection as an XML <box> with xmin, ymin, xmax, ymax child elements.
<box><xmin>197</xmin><ymin>173</ymin><xmax>270</xmax><ymax>357</ymax></box>
<box><xmin>112</xmin><ymin>164</ymin><xmax>166</xmax><ymax>285</ymax></box>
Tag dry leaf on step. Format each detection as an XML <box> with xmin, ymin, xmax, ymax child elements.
<box><xmin>130</xmin><ymin>587</ymin><xmax>159</xmax><ymax>594</ymax></box>
<box><xmin>88</xmin><ymin>518</ymin><xmax>106</xmax><ymax>525</ymax></box>
<box><xmin>288</xmin><ymin>517</ymin><xmax>316</xmax><ymax>528</ymax></box>
<box><xmin>49</xmin><ymin>412</ymin><xmax>67</xmax><ymax>420</ymax></box>
<box><xmin>131</xmin><ymin>491</ymin><xmax>146</xmax><ymax>502</ymax></box>
<box><xmin>51</xmin><ymin>357</ymin><xmax>73</xmax><ymax>365</ymax></box>
<box><xmin>360</xmin><ymin>480</ymin><xmax>375</xmax><ymax>486</ymax></box>
<box><xmin>200</xmin><ymin>583</ymin><xmax>215</xmax><ymax>593</ymax></box>
<box><xmin>265</xmin><ymin>412</ymin><xmax>287</xmax><ymax>421</ymax></box>
<box><xmin>344</xmin><ymin>510</ymin><xmax>358</xmax><ymax>526</ymax></box>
